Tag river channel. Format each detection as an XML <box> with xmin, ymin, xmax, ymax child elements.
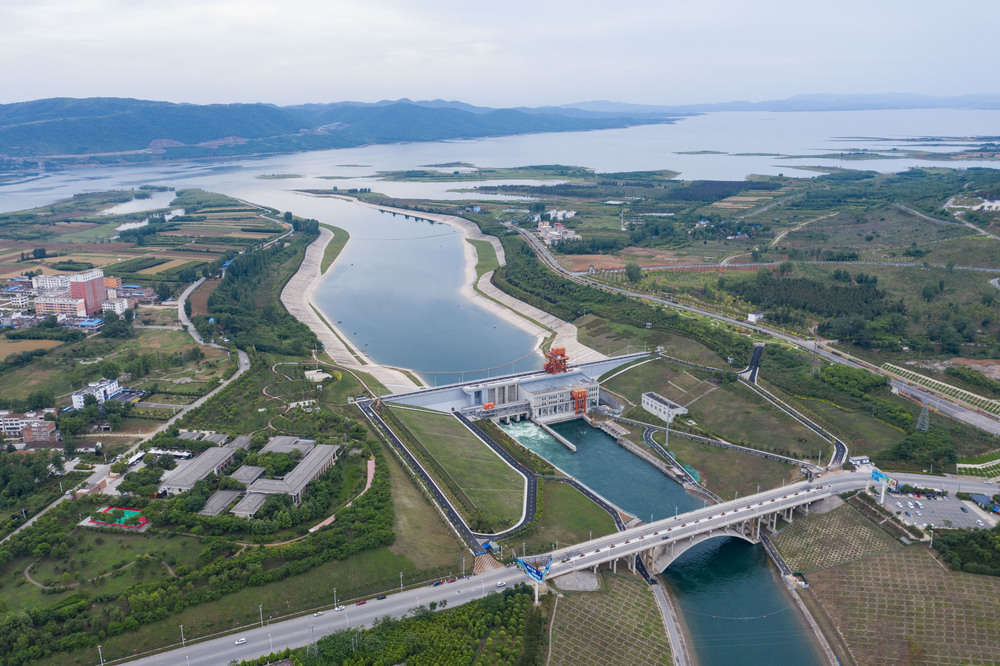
<box><xmin>501</xmin><ymin>420</ymin><xmax>824</xmax><ymax>666</ymax></box>
<box><xmin>2</xmin><ymin>109</ymin><xmax>994</xmax><ymax>662</ymax></box>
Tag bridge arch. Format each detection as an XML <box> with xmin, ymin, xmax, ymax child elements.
<box><xmin>648</xmin><ymin>528</ymin><xmax>757</xmax><ymax>573</ymax></box>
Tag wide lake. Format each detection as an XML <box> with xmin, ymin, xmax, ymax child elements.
<box><xmin>1</xmin><ymin>108</ymin><xmax>996</xmax><ymax>664</ymax></box>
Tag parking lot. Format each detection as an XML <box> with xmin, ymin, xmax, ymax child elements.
<box><xmin>878</xmin><ymin>491</ymin><xmax>995</xmax><ymax>530</ymax></box>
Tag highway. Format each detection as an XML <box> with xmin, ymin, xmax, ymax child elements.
<box><xmin>121</xmin><ymin>467</ymin><xmax>985</xmax><ymax>665</ymax></box>
<box><xmin>511</xmin><ymin>223</ymin><xmax>1000</xmax><ymax>440</ymax></box>
<box><xmin>123</xmin><ymin>567</ymin><xmax>531</xmax><ymax>666</ymax></box>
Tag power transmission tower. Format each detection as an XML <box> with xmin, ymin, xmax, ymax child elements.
<box><xmin>916</xmin><ymin>404</ymin><xmax>930</xmax><ymax>431</ymax></box>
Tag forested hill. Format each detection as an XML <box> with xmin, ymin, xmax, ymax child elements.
<box><xmin>0</xmin><ymin>97</ymin><xmax>676</xmax><ymax>166</ymax></box>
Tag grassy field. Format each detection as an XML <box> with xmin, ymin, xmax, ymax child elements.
<box><xmin>806</xmin><ymin>547</ymin><xmax>1000</xmax><ymax>665</ymax></box>
<box><xmin>319</xmin><ymin>224</ymin><xmax>350</xmax><ymax>273</ymax></box>
<box><xmin>42</xmin><ymin>440</ymin><xmax>465</xmax><ymax>666</ymax></box>
<box><xmin>603</xmin><ymin>357</ymin><xmax>718</xmax><ymax>406</ymax></box>
<box><xmin>771</xmin><ymin>502</ymin><xmax>901</xmax><ymax>573</ymax></box>
<box><xmin>549</xmin><ymin>572</ymin><xmax>672</xmax><ymax>666</ymax></box>
<box><xmin>789</xmin><ymin>397</ymin><xmax>906</xmax><ymax>457</ymax></box>
<box><xmin>393</xmin><ymin>407</ymin><xmax>526</xmax><ymax>528</ymax></box>
<box><xmin>498</xmin><ymin>480</ymin><xmax>617</xmax><ymax>556</ymax></box>
<box><xmin>685</xmin><ymin>385</ymin><xmax>831</xmax><ymax>460</ymax></box>
<box><xmin>467</xmin><ymin>238</ymin><xmax>500</xmax><ymax>279</ymax></box>
<box><xmin>577</xmin><ymin>314</ymin><xmax>728</xmax><ymax>366</ymax></box>
<box><xmin>0</xmin><ymin>338</ymin><xmax>63</xmax><ymax>360</ymax></box>
<box><xmin>651</xmin><ymin>431</ymin><xmax>797</xmax><ymax>500</ymax></box>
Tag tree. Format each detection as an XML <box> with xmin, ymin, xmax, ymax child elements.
<box><xmin>32</xmin><ymin>248</ymin><xmax>46</xmax><ymax>259</ymax></box>
<box><xmin>624</xmin><ymin>261</ymin><xmax>642</xmax><ymax>283</ymax></box>
<box><xmin>155</xmin><ymin>282</ymin><xmax>172</xmax><ymax>300</ymax></box>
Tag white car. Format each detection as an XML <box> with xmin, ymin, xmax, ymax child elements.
<box><xmin>496</xmin><ymin>581</ymin><xmax>506</xmax><ymax>587</ymax></box>
<box><xmin>235</xmin><ymin>638</ymin><xmax>246</xmax><ymax>645</ymax></box>
<box><xmin>907</xmin><ymin>502</ymin><xmax>914</xmax><ymax>509</ymax></box>
<box><xmin>313</xmin><ymin>611</ymin><xmax>324</xmax><ymax>616</ymax></box>
<box><xmin>895</xmin><ymin>502</ymin><xmax>903</xmax><ymax>508</ymax></box>
<box><xmin>977</xmin><ymin>520</ymin><xmax>985</xmax><ymax>527</ymax></box>
<box><xmin>335</xmin><ymin>605</ymin><xmax>345</xmax><ymax>611</ymax></box>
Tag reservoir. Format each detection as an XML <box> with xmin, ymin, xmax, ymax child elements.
<box><xmin>502</xmin><ymin>419</ymin><xmax>824</xmax><ymax>666</ymax></box>
<box><xmin>0</xmin><ymin>108</ymin><xmax>991</xmax><ymax>663</ymax></box>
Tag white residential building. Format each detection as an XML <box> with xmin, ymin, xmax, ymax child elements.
<box><xmin>71</xmin><ymin>378</ymin><xmax>120</xmax><ymax>409</ymax></box>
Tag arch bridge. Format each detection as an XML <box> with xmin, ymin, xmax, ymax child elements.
<box><xmin>542</xmin><ymin>482</ymin><xmax>838</xmax><ymax>579</ymax></box>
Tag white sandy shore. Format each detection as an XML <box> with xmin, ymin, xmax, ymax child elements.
<box><xmin>281</xmin><ymin>194</ymin><xmax>604</xmax><ymax>395</ymax></box>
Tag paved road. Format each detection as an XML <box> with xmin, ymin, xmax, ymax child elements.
<box><xmin>358</xmin><ymin>400</ymin><xmax>482</xmax><ymax>550</ymax></box>
<box><xmin>453</xmin><ymin>412</ymin><xmax>537</xmax><ymax>539</ymax></box>
<box><xmin>511</xmin><ymin>223</ymin><xmax>1000</xmax><ymax>440</ymax></box>
<box><xmin>123</xmin><ymin>567</ymin><xmax>530</xmax><ymax>666</ymax></box>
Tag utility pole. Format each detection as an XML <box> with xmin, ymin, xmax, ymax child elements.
<box><xmin>180</xmin><ymin>624</ymin><xmax>185</xmax><ymax>647</ymax></box>
<box><xmin>97</xmin><ymin>645</ymin><xmax>104</xmax><ymax>666</ymax></box>
<box><xmin>259</xmin><ymin>604</ymin><xmax>263</xmax><ymax>627</ymax></box>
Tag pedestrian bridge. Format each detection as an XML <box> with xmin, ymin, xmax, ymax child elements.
<box><xmin>543</xmin><ymin>482</ymin><xmax>842</xmax><ymax>578</ymax></box>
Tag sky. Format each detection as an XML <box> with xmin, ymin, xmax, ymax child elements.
<box><xmin>1</xmin><ymin>0</ymin><xmax>996</xmax><ymax>108</ymax></box>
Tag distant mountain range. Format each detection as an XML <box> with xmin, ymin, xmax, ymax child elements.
<box><xmin>0</xmin><ymin>97</ymin><xmax>677</xmax><ymax>167</ymax></box>
<box><xmin>0</xmin><ymin>93</ymin><xmax>997</xmax><ymax>169</ymax></box>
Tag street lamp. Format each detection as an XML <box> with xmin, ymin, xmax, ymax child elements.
<box><xmin>180</xmin><ymin>624</ymin><xmax>185</xmax><ymax>647</ymax></box>
<box><xmin>97</xmin><ymin>645</ymin><xmax>104</xmax><ymax>666</ymax></box>
<box><xmin>400</xmin><ymin>571</ymin><xmax>403</xmax><ymax>593</ymax></box>
<box><xmin>259</xmin><ymin>604</ymin><xmax>264</xmax><ymax>627</ymax></box>
<box><xmin>269</xmin><ymin>633</ymin><xmax>273</xmax><ymax>652</ymax></box>
<box><xmin>334</xmin><ymin>587</ymin><xmax>337</xmax><ymax>607</ymax></box>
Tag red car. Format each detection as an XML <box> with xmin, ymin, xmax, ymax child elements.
<box><xmin>356</xmin><ymin>600</ymin><xmax>366</xmax><ymax>606</ymax></box>
<box><xmin>447</xmin><ymin>577</ymin><xmax>458</xmax><ymax>583</ymax></box>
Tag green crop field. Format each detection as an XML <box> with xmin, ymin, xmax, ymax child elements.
<box><xmin>393</xmin><ymin>407</ymin><xmax>525</xmax><ymax>529</ymax></box>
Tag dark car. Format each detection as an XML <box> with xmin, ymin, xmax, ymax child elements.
<box><xmin>961</xmin><ymin>506</ymin><xmax>969</xmax><ymax>513</ymax></box>
<box><xmin>376</xmin><ymin>595</ymin><xmax>387</xmax><ymax>600</ymax></box>
<box><xmin>432</xmin><ymin>580</ymin><xmax>442</xmax><ymax>587</ymax></box>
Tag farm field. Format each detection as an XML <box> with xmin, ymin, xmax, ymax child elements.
<box><xmin>549</xmin><ymin>572</ymin><xmax>672</xmax><ymax>666</ymax></box>
<box><xmin>771</xmin><ymin>502</ymin><xmax>901</xmax><ymax>573</ymax></box>
<box><xmin>393</xmin><ymin>407</ymin><xmax>526</xmax><ymax>529</ymax></box>
<box><xmin>807</xmin><ymin>547</ymin><xmax>1000</xmax><ymax>665</ymax></box>
<box><xmin>0</xmin><ymin>338</ymin><xmax>63</xmax><ymax>360</ymax></box>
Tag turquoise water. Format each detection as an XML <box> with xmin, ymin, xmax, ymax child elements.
<box><xmin>502</xmin><ymin>420</ymin><xmax>823</xmax><ymax>666</ymax></box>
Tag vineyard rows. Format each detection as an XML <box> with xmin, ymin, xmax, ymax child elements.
<box><xmin>882</xmin><ymin>364</ymin><xmax>1000</xmax><ymax>416</ymax></box>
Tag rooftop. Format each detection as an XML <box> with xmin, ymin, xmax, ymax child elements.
<box><xmin>643</xmin><ymin>392</ymin><xmax>682</xmax><ymax>410</ymax></box>
<box><xmin>199</xmin><ymin>490</ymin><xmax>242</xmax><ymax>516</ymax></box>
<box><xmin>249</xmin><ymin>445</ymin><xmax>339</xmax><ymax>498</ymax></box>
<box><xmin>261</xmin><ymin>436</ymin><xmax>314</xmax><ymax>455</ymax></box>
<box><xmin>231</xmin><ymin>465</ymin><xmax>265</xmax><ymax>485</ymax></box>
<box><xmin>519</xmin><ymin>370</ymin><xmax>596</xmax><ymax>394</ymax></box>
<box><xmin>230</xmin><ymin>493</ymin><xmax>268</xmax><ymax>518</ymax></box>
<box><xmin>203</xmin><ymin>433</ymin><xmax>229</xmax><ymax>446</ymax></box>
<box><xmin>226</xmin><ymin>435</ymin><xmax>253</xmax><ymax>450</ymax></box>
<box><xmin>161</xmin><ymin>447</ymin><xmax>234</xmax><ymax>491</ymax></box>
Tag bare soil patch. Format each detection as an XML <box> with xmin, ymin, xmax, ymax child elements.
<box><xmin>188</xmin><ymin>279</ymin><xmax>220</xmax><ymax>317</ymax></box>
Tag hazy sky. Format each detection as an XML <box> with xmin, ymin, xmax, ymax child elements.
<box><xmin>2</xmin><ymin>0</ymin><xmax>995</xmax><ymax>107</ymax></box>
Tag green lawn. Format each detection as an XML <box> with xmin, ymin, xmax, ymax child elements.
<box><xmin>393</xmin><ymin>407</ymin><xmax>525</xmax><ymax>529</ymax></box>
<box><xmin>651</xmin><ymin>431</ymin><xmax>797</xmax><ymax>500</ymax></box>
<box><xmin>319</xmin><ymin>224</ymin><xmax>350</xmax><ymax>273</ymax></box>
<box><xmin>577</xmin><ymin>314</ymin><xmax>727</xmax><ymax>366</ymax></box>
<box><xmin>790</xmin><ymin>397</ymin><xmax>906</xmax><ymax>458</ymax></box>
<box><xmin>467</xmin><ymin>238</ymin><xmax>500</xmax><ymax>279</ymax></box>
<box><xmin>498</xmin><ymin>480</ymin><xmax>617</xmax><ymax>556</ymax></box>
<box><xmin>686</xmin><ymin>384</ymin><xmax>831</xmax><ymax>460</ymax></box>
<box><xmin>603</xmin><ymin>357</ymin><xmax>717</xmax><ymax>406</ymax></box>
